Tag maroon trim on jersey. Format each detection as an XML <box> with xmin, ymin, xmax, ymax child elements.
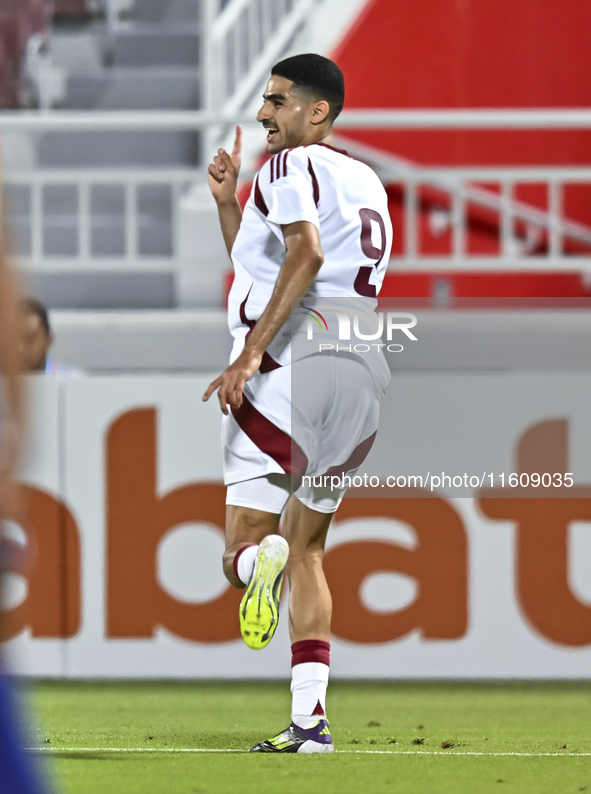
<box><xmin>239</xmin><ymin>286</ymin><xmax>255</xmax><ymax>327</ymax></box>
<box><xmin>270</xmin><ymin>151</ymin><xmax>291</xmax><ymax>181</ymax></box>
<box><xmin>291</xmin><ymin>639</ymin><xmax>330</xmax><ymax>668</ymax></box>
<box><xmin>307</xmin><ymin>158</ymin><xmax>320</xmax><ymax>207</ymax></box>
<box><xmin>257</xmin><ymin>345</ymin><xmax>282</xmax><ymax>373</ymax></box>
<box><xmin>312</xmin><ymin>142</ymin><xmax>349</xmax><ymax>157</ymax></box>
<box><xmin>273</xmin><ymin>153</ymin><xmax>282</xmax><ymax>182</ymax></box>
<box><xmin>353</xmin><ymin>266</ymin><xmax>377</xmax><ymax>298</ymax></box>
<box><xmin>253</xmin><ymin>176</ymin><xmax>269</xmax><ymax>216</ymax></box>
<box><xmin>239</xmin><ymin>285</ymin><xmax>281</xmax><ymax>373</ymax></box>
<box><xmin>231</xmin><ymin>393</ymin><xmax>308</xmax><ymax>478</ymax></box>
<box><xmin>324</xmin><ymin>430</ymin><xmax>378</xmax><ymax>478</ymax></box>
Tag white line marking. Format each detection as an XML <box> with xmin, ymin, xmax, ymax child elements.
<box><xmin>28</xmin><ymin>747</ymin><xmax>591</xmax><ymax>757</ymax></box>
<box><xmin>342</xmin><ymin>750</ymin><xmax>591</xmax><ymax>757</ymax></box>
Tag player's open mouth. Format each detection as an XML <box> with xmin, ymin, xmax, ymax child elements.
<box><xmin>265</xmin><ymin>126</ymin><xmax>279</xmax><ymax>142</ymax></box>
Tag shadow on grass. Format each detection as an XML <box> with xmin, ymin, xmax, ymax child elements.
<box><xmin>48</xmin><ymin>751</ymin><xmax>151</xmax><ymax>762</ymax></box>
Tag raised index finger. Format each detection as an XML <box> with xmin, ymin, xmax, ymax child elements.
<box><xmin>232</xmin><ymin>125</ymin><xmax>243</xmax><ymax>158</ymax></box>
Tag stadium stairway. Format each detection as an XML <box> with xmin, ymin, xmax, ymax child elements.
<box><xmin>11</xmin><ymin>0</ymin><xmax>204</xmax><ymax>310</ymax></box>
<box><xmin>10</xmin><ymin>0</ymin><xmax>591</xmax><ymax>318</ymax></box>
<box><xmin>8</xmin><ymin>0</ymin><xmax>590</xmax><ymax>373</ymax></box>
<box><xmin>7</xmin><ymin>0</ymin><xmax>373</xmax><ymax>314</ymax></box>
<box><xmin>43</xmin><ymin>0</ymin><xmax>201</xmax><ymax>168</ymax></box>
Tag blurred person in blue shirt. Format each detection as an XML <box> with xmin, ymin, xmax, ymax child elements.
<box><xmin>0</xmin><ymin>250</ymin><xmax>53</xmax><ymax>793</ymax></box>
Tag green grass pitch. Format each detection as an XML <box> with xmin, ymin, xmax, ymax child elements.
<box><xmin>28</xmin><ymin>680</ymin><xmax>591</xmax><ymax>794</ymax></box>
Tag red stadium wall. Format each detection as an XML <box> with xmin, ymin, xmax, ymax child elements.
<box><xmin>334</xmin><ymin>0</ymin><xmax>591</xmax><ymax>167</ymax></box>
<box><xmin>333</xmin><ymin>0</ymin><xmax>591</xmax><ymax>299</ymax></box>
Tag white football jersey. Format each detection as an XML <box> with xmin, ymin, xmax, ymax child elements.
<box><xmin>228</xmin><ymin>142</ymin><xmax>393</xmax><ymax>384</ymax></box>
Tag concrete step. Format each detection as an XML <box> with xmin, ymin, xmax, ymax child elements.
<box><xmin>130</xmin><ymin>0</ymin><xmax>201</xmax><ymax>24</ymax></box>
<box><xmin>49</xmin><ymin>309</ymin><xmax>231</xmax><ymax>372</ymax></box>
<box><xmin>51</xmin><ymin>30</ymin><xmax>104</xmax><ymax>71</ymax></box>
<box><xmin>111</xmin><ymin>31</ymin><xmax>200</xmax><ymax>67</ymax></box>
<box><xmin>38</xmin><ymin>130</ymin><xmax>201</xmax><ymax>168</ymax></box>
<box><xmin>27</xmin><ymin>272</ymin><xmax>177</xmax><ymax>310</ymax></box>
<box><xmin>64</xmin><ymin>69</ymin><xmax>201</xmax><ymax>110</ymax></box>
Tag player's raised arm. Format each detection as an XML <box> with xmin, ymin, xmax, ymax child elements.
<box><xmin>208</xmin><ymin>125</ymin><xmax>244</xmax><ymax>256</ymax></box>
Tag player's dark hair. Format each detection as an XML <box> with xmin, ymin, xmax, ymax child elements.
<box><xmin>21</xmin><ymin>297</ymin><xmax>51</xmax><ymax>336</ymax></box>
<box><xmin>271</xmin><ymin>54</ymin><xmax>345</xmax><ymax>122</ymax></box>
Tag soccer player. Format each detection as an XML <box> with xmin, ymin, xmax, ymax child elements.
<box><xmin>203</xmin><ymin>53</ymin><xmax>392</xmax><ymax>753</ymax></box>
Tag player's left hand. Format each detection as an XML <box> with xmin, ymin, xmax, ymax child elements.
<box><xmin>207</xmin><ymin>125</ymin><xmax>242</xmax><ymax>205</ymax></box>
<box><xmin>202</xmin><ymin>348</ymin><xmax>263</xmax><ymax>415</ymax></box>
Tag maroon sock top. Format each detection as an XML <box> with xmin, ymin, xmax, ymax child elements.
<box><xmin>291</xmin><ymin>639</ymin><xmax>330</xmax><ymax>667</ymax></box>
<box><xmin>232</xmin><ymin>544</ymin><xmax>257</xmax><ymax>585</ymax></box>
<box><xmin>312</xmin><ymin>700</ymin><xmax>325</xmax><ymax>716</ymax></box>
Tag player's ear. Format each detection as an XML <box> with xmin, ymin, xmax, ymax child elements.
<box><xmin>310</xmin><ymin>100</ymin><xmax>331</xmax><ymax>126</ymax></box>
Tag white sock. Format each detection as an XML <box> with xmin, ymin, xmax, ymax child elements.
<box><xmin>236</xmin><ymin>545</ymin><xmax>258</xmax><ymax>585</ymax></box>
<box><xmin>291</xmin><ymin>662</ymin><xmax>329</xmax><ymax>730</ymax></box>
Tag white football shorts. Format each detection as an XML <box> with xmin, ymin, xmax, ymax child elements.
<box><xmin>223</xmin><ymin>353</ymin><xmax>380</xmax><ymax>514</ymax></box>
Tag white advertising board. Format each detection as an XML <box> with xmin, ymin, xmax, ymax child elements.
<box><xmin>4</xmin><ymin>373</ymin><xmax>591</xmax><ymax>678</ymax></box>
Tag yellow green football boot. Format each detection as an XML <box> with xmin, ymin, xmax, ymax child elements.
<box><xmin>239</xmin><ymin>534</ymin><xmax>289</xmax><ymax>650</ymax></box>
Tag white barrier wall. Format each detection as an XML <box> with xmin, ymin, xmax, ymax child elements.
<box><xmin>4</xmin><ymin>373</ymin><xmax>591</xmax><ymax>678</ymax></box>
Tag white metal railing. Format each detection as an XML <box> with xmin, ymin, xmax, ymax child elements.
<box><xmin>393</xmin><ymin>168</ymin><xmax>591</xmax><ymax>271</ymax></box>
<box><xmin>4</xmin><ymin>169</ymin><xmax>197</xmax><ymax>270</ymax></box>
<box><xmin>4</xmin><ymin>108</ymin><xmax>591</xmax><ymax>131</ymax></box>
<box><xmin>6</xmin><ymin>165</ymin><xmax>591</xmax><ymax>273</ymax></box>
<box><xmin>201</xmin><ymin>0</ymin><xmax>318</xmax><ymax>158</ymax></box>
<box><xmin>1</xmin><ymin>110</ymin><xmax>591</xmax><ymax>273</ymax></box>
<box><xmin>203</xmin><ymin>0</ymin><xmax>318</xmax><ymax>116</ymax></box>
<box><xmin>334</xmin><ymin>136</ymin><xmax>591</xmax><ymax>270</ymax></box>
